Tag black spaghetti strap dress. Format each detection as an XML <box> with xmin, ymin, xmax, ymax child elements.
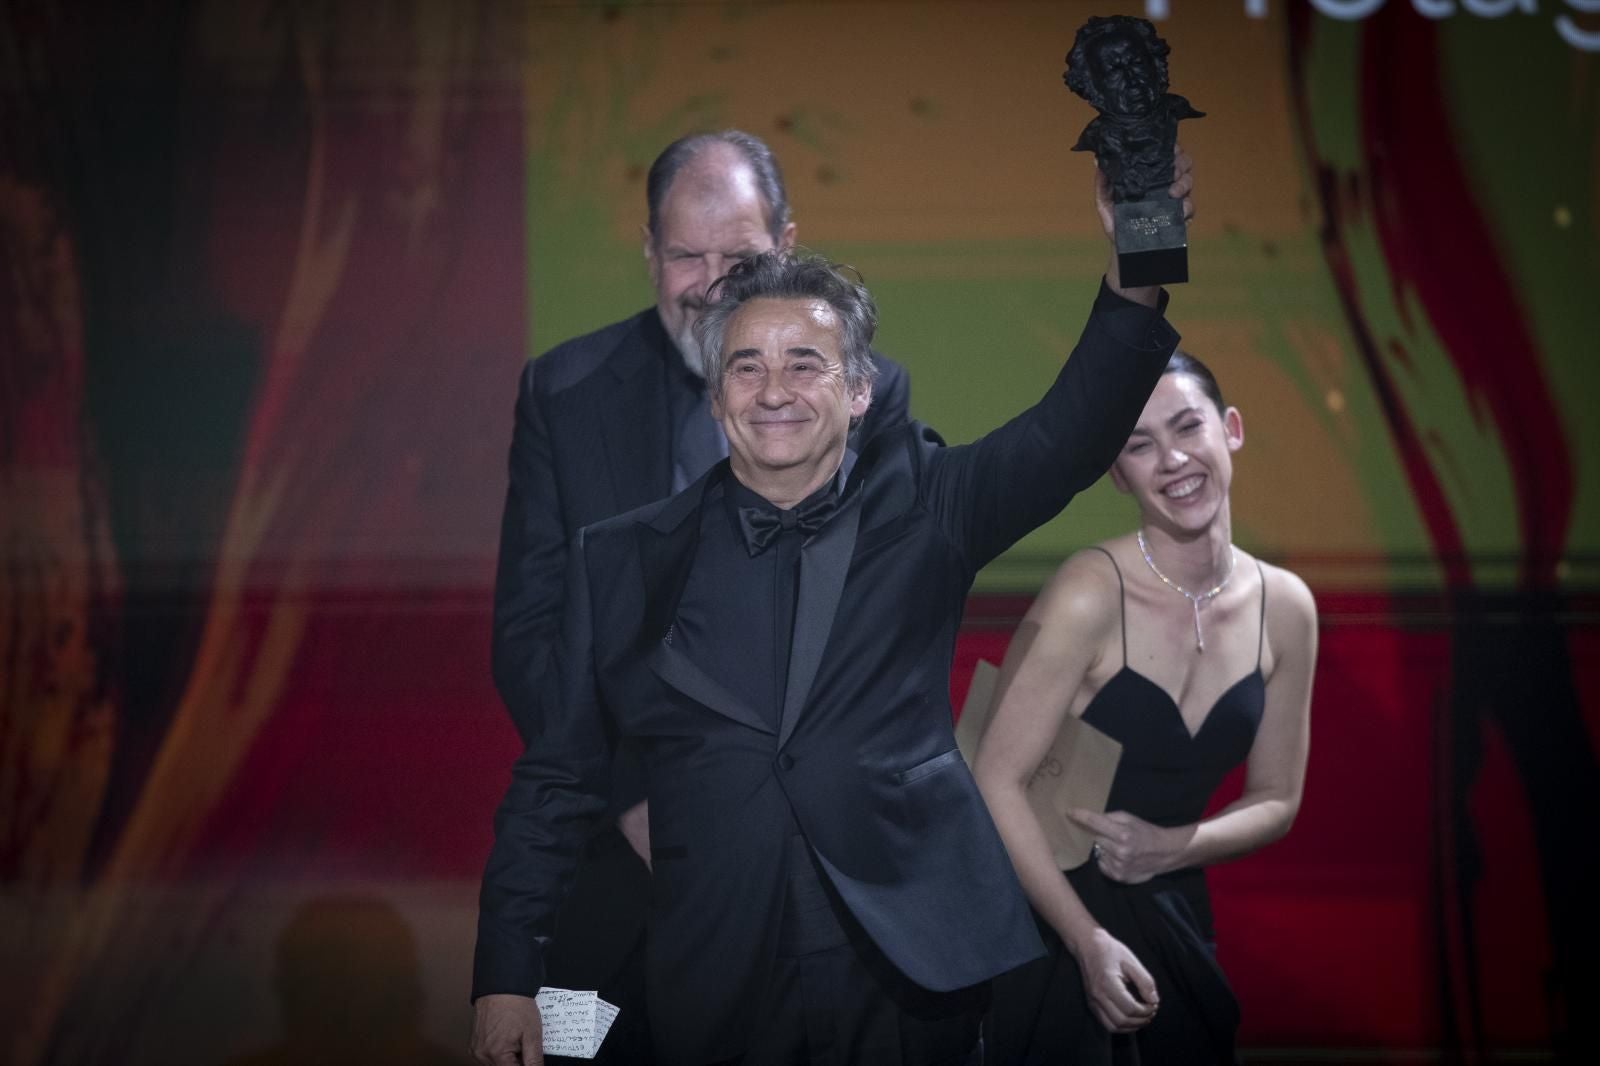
<box><xmin>987</xmin><ymin>548</ymin><xmax>1267</xmax><ymax>1065</ymax></box>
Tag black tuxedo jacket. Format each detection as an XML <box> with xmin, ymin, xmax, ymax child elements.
<box><xmin>492</xmin><ymin>308</ymin><xmax>910</xmax><ymax>747</ymax></box>
<box><xmin>487</xmin><ymin>309</ymin><xmax>908</xmax><ymax>1009</ymax></box>
<box><xmin>474</xmin><ymin>286</ymin><xmax>1177</xmax><ymax>1065</ymax></box>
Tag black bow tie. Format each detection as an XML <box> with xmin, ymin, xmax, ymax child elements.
<box><xmin>738</xmin><ymin>492</ymin><xmax>839</xmax><ymax>556</ymax></box>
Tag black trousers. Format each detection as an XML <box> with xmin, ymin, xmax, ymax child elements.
<box><xmin>711</xmin><ymin>835</ymin><xmax>987</xmax><ymax>1066</ymax></box>
<box><xmin>544</xmin><ymin>826</ymin><xmax>654</xmax><ymax>1066</ymax></box>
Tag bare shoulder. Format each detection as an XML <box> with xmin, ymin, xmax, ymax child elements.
<box><xmin>1029</xmin><ymin>540</ymin><xmax>1128</xmax><ymax>641</ymax></box>
<box><xmin>1258</xmin><ymin>559</ymin><xmax>1316</xmax><ymax>624</ymax></box>
<box><xmin>1254</xmin><ymin>557</ymin><xmax>1318</xmax><ymax>668</ymax></box>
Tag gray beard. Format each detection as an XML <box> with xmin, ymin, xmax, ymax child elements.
<box><xmin>671</xmin><ymin>321</ymin><xmax>709</xmax><ymax>380</ymax></box>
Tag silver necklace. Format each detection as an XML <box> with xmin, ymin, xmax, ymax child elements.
<box><xmin>1136</xmin><ymin>529</ymin><xmax>1237</xmax><ymax>652</ymax></box>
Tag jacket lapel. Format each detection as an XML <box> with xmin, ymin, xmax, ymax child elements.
<box><xmin>634</xmin><ymin>465</ymin><xmax>773</xmax><ymax>734</ymax></box>
<box><xmin>633</xmin><ymin>473</ymin><xmax>702</xmax><ymax>653</ymax></box>
<box><xmin>777</xmin><ymin>489</ymin><xmax>862</xmax><ymax>750</ymax></box>
<box><xmin>645</xmin><ymin>642</ymin><xmax>776</xmax><ymax>735</ymax></box>
<box><xmin>599</xmin><ymin>313</ymin><xmax>672</xmax><ymax>512</ymax></box>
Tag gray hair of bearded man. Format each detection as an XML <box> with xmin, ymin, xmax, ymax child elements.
<box><xmin>645</xmin><ymin>130</ymin><xmax>791</xmax><ymax>246</ymax></box>
<box><xmin>693</xmin><ymin>249</ymin><xmax>880</xmax><ymax>403</ymax></box>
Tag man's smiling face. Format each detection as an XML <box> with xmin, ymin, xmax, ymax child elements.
<box><xmin>711</xmin><ymin>297</ymin><xmax>871</xmax><ymax>487</ymax></box>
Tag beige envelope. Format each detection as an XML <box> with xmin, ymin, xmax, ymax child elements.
<box><xmin>955</xmin><ymin>659</ymin><xmax>1122</xmax><ymax>869</ymax></box>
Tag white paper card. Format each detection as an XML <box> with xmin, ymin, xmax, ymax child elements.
<box><xmin>535</xmin><ymin>987</ymin><xmax>620</xmax><ymax>1059</ymax></box>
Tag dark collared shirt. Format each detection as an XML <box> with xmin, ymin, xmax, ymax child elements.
<box><xmin>672</xmin><ymin>468</ymin><xmax>848</xmax><ymax>730</ymax></box>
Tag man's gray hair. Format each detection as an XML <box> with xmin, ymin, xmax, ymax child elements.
<box><xmin>693</xmin><ymin>250</ymin><xmax>879</xmax><ymax>401</ymax></box>
<box><xmin>646</xmin><ymin>130</ymin><xmax>791</xmax><ymax>245</ymax></box>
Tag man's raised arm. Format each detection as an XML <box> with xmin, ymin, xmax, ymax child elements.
<box><xmin>924</xmin><ymin>149</ymin><xmax>1194</xmax><ymax>570</ymax></box>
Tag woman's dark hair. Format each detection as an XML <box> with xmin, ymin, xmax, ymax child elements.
<box><xmin>1166</xmin><ymin>349</ymin><xmax>1224</xmax><ymax>413</ymax></box>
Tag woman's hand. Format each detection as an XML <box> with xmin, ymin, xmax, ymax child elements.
<box><xmin>1074</xmin><ymin>927</ymin><xmax>1159</xmax><ymax>1033</ymax></box>
<box><xmin>1070</xmin><ymin>808</ymin><xmax>1186</xmax><ymax>885</ymax></box>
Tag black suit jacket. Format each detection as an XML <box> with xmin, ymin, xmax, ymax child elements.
<box><xmin>475</xmin><ymin>286</ymin><xmax>1177</xmax><ymax>1065</ymax></box>
<box><xmin>492</xmin><ymin>308</ymin><xmax>911</xmax><ymax>748</ymax></box>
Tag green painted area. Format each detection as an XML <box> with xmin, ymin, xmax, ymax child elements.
<box><xmin>1297</xmin><ymin>15</ymin><xmax>1600</xmax><ymax>589</ymax></box>
<box><xmin>1440</xmin><ymin>16</ymin><xmax>1600</xmax><ymax>584</ymax></box>
<box><xmin>843</xmin><ymin>244</ymin><xmax>1128</xmax><ymax>591</ymax></box>
<box><xmin>1202</xmin><ymin>228</ymin><xmax>1443</xmax><ymax>591</ymax></box>
<box><xmin>523</xmin><ymin>1</ymin><xmax>731</xmax><ymax>358</ymax></box>
<box><xmin>1293</xmin><ymin>24</ymin><xmax>1433</xmax><ymax>589</ymax></box>
<box><xmin>526</xmin><ymin>160</ymin><xmax>651</xmax><ymax>359</ymax></box>
<box><xmin>1344</xmin><ymin>51</ymin><xmax>1518</xmax><ymax>574</ymax></box>
<box><xmin>1300</xmin><ymin>19</ymin><xmax>1524</xmax><ymax>589</ymax></box>
<box><xmin>522</xmin><ymin>194</ymin><xmax>1442</xmax><ymax>591</ymax></box>
<box><xmin>519</xmin><ymin>4</ymin><xmax>1597</xmax><ymax>594</ymax></box>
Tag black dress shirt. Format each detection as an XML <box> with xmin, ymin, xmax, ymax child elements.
<box><xmin>672</xmin><ymin>471</ymin><xmax>843</xmax><ymax>729</ymax></box>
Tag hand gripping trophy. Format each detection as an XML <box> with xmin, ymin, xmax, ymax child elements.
<box><xmin>1065</xmin><ymin>15</ymin><xmax>1203</xmax><ymax>286</ymax></box>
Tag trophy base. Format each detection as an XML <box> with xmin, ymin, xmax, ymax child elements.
<box><xmin>1114</xmin><ymin>198</ymin><xmax>1189</xmax><ymax>288</ymax></box>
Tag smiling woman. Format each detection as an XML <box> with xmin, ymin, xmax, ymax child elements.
<box><xmin>973</xmin><ymin>350</ymin><xmax>1319</xmax><ymax>1065</ymax></box>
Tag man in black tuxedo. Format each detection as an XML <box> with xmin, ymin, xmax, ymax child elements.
<box><xmin>491</xmin><ymin>131</ymin><xmax>910</xmax><ymax>1060</ymax></box>
<box><xmin>494</xmin><ymin>129</ymin><xmax>909</xmax><ymax>743</ymax></box>
<box><xmin>472</xmin><ymin>158</ymin><xmax>1193</xmax><ymax>1065</ymax></box>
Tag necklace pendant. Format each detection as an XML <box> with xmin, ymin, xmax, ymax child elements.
<box><xmin>1135</xmin><ymin>530</ymin><xmax>1235</xmax><ymax>658</ymax></box>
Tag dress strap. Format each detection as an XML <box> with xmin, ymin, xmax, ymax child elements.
<box><xmin>1087</xmin><ymin>546</ymin><xmax>1127</xmax><ymax>668</ymax></box>
<box><xmin>1255</xmin><ymin>558</ymin><xmax>1268</xmax><ymax>669</ymax></box>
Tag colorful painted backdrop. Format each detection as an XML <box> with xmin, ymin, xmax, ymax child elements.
<box><xmin>2</xmin><ymin>2</ymin><xmax>1596</xmax><ymax>1063</ymax></box>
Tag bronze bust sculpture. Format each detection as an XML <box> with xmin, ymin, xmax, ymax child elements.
<box><xmin>1065</xmin><ymin>15</ymin><xmax>1202</xmax><ymax>284</ymax></box>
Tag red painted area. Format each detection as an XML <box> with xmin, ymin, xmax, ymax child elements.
<box><xmin>1280</xmin><ymin>12</ymin><xmax>1594</xmax><ymax>1055</ymax></box>
<box><xmin>190</xmin><ymin>589</ymin><xmax>519</xmax><ymax>879</ymax></box>
<box><xmin>175</xmin><ymin>590</ymin><xmax>1582</xmax><ymax>1049</ymax></box>
<box><xmin>1466</xmin><ymin>716</ymin><xmax>1554</xmax><ymax>1046</ymax></box>
<box><xmin>1215</xmin><ymin>620</ymin><xmax>1448</xmax><ymax>1046</ymax></box>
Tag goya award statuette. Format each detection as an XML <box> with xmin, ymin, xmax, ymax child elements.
<box><xmin>1065</xmin><ymin>15</ymin><xmax>1203</xmax><ymax>287</ymax></box>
